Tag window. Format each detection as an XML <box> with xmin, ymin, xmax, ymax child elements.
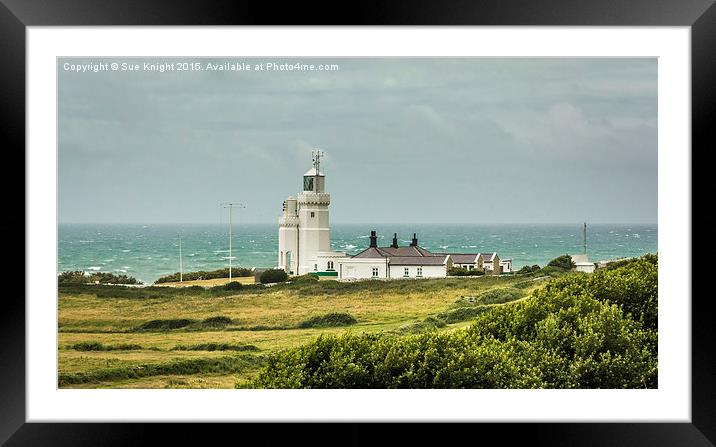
<box><xmin>372</xmin><ymin>267</ymin><xmax>379</xmax><ymax>278</ymax></box>
<box><xmin>314</xmin><ymin>264</ymin><xmax>318</xmax><ymax>271</ymax></box>
<box><xmin>327</xmin><ymin>261</ymin><xmax>334</xmax><ymax>271</ymax></box>
<box><xmin>417</xmin><ymin>267</ymin><xmax>423</xmax><ymax>277</ymax></box>
<box><xmin>310</xmin><ymin>212</ymin><xmax>315</xmax><ymax>218</ymax></box>
<box><xmin>303</xmin><ymin>176</ymin><xmax>314</xmax><ymax>191</ymax></box>
<box><xmin>404</xmin><ymin>267</ymin><xmax>409</xmax><ymax>277</ymax></box>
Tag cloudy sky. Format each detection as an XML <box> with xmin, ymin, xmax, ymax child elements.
<box><xmin>58</xmin><ymin>58</ymin><xmax>657</xmax><ymax>224</ymax></box>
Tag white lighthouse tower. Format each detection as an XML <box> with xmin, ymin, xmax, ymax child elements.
<box><xmin>278</xmin><ymin>150</ymin><xmax>342</xmax><ymax>276</ymax></box>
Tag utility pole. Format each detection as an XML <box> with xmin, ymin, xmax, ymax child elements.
<box><xmin>221</xmin><ymin>202</ymin><xmax>245</xmax><ymax>280</ymax></box>
<box><xmin>179</xmin><ymin>235</ymin><xmax>183</xmax><ymax>282</ymax></box>
<box><xmin>583</xmin><ymin>222</ymin><xmax>587</xmax><ymax>254</ymax></box>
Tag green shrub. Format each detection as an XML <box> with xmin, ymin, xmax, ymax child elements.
<box><xmin>224</xmin><ymin>281</ymin><xmax>243</xmax><ymax>290</ymax></box>
<box><xmin>58</xmin><ymin>270</ymin><xmax>141</xmax><ymax>285</ymax></box>
<box><xmin>197</xmin><ymin>316</ymin><xmax>234</xmax><ymax>329</ymax></box>
<box><xmin>472</xmin><ymin>287</ymin><xmax>525</xmax><ymax>305</ymax></box>
<box><xmin>260</xmin><ymin>269</ymin><xmax>289</xmax><ymax>284</ymax></box>
<box><xmin>155</xmin><ymin>267</ymin><xmax>253</xmax><ymax>284</ymax></box>
<box><xmin>288</xmin><ymin>274</ymin><xmax>320</xmax><ymax>283</ymax></box>
<box><xmin>448</xmin><ymin>267</ymin><xmax>484</xmax><ymax>276</ymax></box>
<box><xmin>244</xmin><ymin>255</ymin><xmax>658</xmax><ymax>389</ymax></box>
<box><xmin>516</xmin><ymin>265</ymin><xmax>541</xmax><ymax>275</ymax></box>
<box><xmin>435</xmin><ymin>306</ymin><xmax>490</xmax><ymax>324</ymax></box>
<box><xmin>172</xmin><ymin>343</ymin><xmax>259</xmax><ymax>352</ymax></box>
<box><xmin>548</xmin><ymin>255</ymin><xmax>575</xmax><ymax>270</ymax></box>
<box><xmin>70</xmin><ymin>342</ymin><xmax>143</xmax><ymax>351</ymax></box>
<box><xmin>298</xmin><ymin>312</ymin><xmax>358</xmax><ymax>328</ymax></box>
<box><xmin>134</xmin><ymin>319</ymin><xmax>196</xmax><ymax>331</ymax></box>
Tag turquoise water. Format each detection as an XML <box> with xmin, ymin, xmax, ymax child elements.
<box><xmin>58</xmin><ymin>223</ymin><xmax>657</xmax><ymax>284</ymax></box>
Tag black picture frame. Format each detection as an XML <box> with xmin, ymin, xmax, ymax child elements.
<box><xmin>2</xmin><ymin>0</ymin><xmax>711</xmax><ymax>444</ymax></box>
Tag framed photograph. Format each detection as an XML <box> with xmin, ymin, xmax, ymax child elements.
<box><xmin>4</xmin><ymin>0</ymin><xmax>712</xmax><ymax>444</ymax></box>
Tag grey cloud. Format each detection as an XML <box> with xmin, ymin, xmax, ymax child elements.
<box><xmin>58</xmin><ymin>57</ymin><xmax>657</xmax><ymax>224</ymax></box>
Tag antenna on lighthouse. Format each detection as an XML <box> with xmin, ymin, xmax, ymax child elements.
<box><xmin>312</xmin><ymin>149</ymin><xmax>323</xmax><ymax>174</ymax></box>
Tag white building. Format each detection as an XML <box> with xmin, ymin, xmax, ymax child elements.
<box><xmin>336</xmin><ymin>232</ymin><xmax>453</xmax><ymax>280</ymax></box>
<box><xmin>571</xmin><ymin>254</ymin><xmax>596</xmax><ymax>273</ymax></box>
<box><xmin>277</xmin><ymin>151</ymin><xmax>344</xmax><ymax>277</ymax></box>
<box><xmin>278</xmin><ymin>153</ymin><xmax>503</xmax><ymax>280</ymax></box>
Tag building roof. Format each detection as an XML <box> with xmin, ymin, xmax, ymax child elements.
<box><xmin>571</xmin><ymin>254</ymin><xmax>590</xmax><ymax>264</ymax></box>
<box><xmin>303</xmin><ymin>168</ymin><xmax>324</xmax><ymax>176</ymax></box>
<box><xmin>481</xmin><ymin>252</ymin><xmax>498</xmax><ymax>261</ymax></box>
<box><xmin>444</xmin><ymin>253</ymin><xmax>479</xmax><ymax>264</ymax></box>
<box><xmin>351</xmin><ymin>247</ymin><xmax>387</xmax><ymax>259</ymax></box>
<box><xmin>388</xmin><ymin>256</ymin><xmax>449</xmax><ymax>266</ymax></box>
<box><xmin>352</xmin><ymin>245</ymin><xmax>438</xmax><ymax>259</ymax></box>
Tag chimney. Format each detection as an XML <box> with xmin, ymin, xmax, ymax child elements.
<box><xmin>391</xmin><ymin>233</ymin><xmax>399</xmax><ymax>248</ymax></box>
<box><xmin>410</xmin><ymin>233</ymin><xmax>418</xmax><ymax>247</ymax></box>
<box><xmin>369</xmin><ymin>230</ymin><xmax>378</xmax><ymax>248</ymax></box>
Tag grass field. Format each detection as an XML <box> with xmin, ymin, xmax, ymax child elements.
<box><xmin>156</xmin><ymin>276</ymin><xmax>256</xmax><ymax>287</ymax></box>
<box><xmin>58</xmin><ymin>275</ymin><xmax>541</xmax><ymax>389</ymax></box>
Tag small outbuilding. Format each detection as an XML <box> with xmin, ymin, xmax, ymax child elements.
<box><xmin>571</xmin><ymin>254</ymin><xmax>595</xmax><ymax>273</ymax></box>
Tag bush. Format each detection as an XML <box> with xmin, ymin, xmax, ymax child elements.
<box><xmin>475</xmin><ymin>287</ymin><xmax>525</xmax><ymax>305</ymax></box>
<box><xmin>134</xmin><ymin>319</ymin><xmax>195</xmax><ymax>331</ymax></box>
<box><xmin>298</xmin><ymin>312</ymin><xmax>358</xmax><ymax>328</ymax></box>
<box><xmin>197</xmin><ymin>316</ymin><xmax>234</xmax><ymax>329</ymax></box>
<box><xmin>447</xmin><ymin>267</ymin><xmax>485</xmax><ymax>276</ymax></box>
<box><xmin>224</xmin><ymin>281</ymin><xmax>243</xmax><ymax>290</ymax></box>
<box><xmin>435</xmin><ymin>306</ymin><xmax>490</xmax><ymax>324</ymax></box>
<box><xmin>516</xmin><ymin>265</ymin><xmax>541</xmax><ymax>275</ymax></box>
<box><xmin>155</xmin><ymin>267</ymin><xmax>253</xmax><ymax>284</ymax></box>
<box><xmin>287</xmin><ymin>274</ymin><xmax>320</xmax><ymax>283</ymax></box>
<box><xmin>172</xmin><ymin>343</ymin><xmax>259</xmax><ymax>352</ymax></box>
<box><xmin>244</xmin><ymin>255</ymin><xmax>658</xmax><ymax>389</ymax></box>
<box><xmin>70</xmin><ymin>342</ymin><xmax>143</xmax><ymax>351</ymax></box>
<box><xmin>260</xmin><ymin>269</ymin><xmax>289</xmax><ymax>284</ymax></box>
<box><xmin>58</xmin><ymin>270</ymin><xmax>141</xmax><ymax>285</ymax></box>
<box><xmin>547</xmin><ymin>255</ymin><xmax>575</xmax><ymax>271</ymax></box>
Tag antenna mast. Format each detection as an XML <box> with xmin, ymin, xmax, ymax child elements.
<box><xmin>179</xmin><ymin>235</ymin><xmax>183</xmax><ymax>283</ymax></box>
<box><xmin>583</xmin><ymin>222</ymin><xmax>587</xmax><ymax>254</ymax></box>
<box><xmin>221</xmin><ymin>202</ymin><xmax>246</xmax><ymax>280</ymax></box>
<box><xmin>312</xmin><ymin>149</ymin><xmax>323</xmax><ymax>174</ymax></box>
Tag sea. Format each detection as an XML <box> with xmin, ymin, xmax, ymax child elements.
<box><xmin>58</xmin><ymin>223</ymin><xmax>657</xmax><ymax>284</ymax></box>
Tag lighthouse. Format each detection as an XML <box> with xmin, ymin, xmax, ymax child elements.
<box><xmin>278</xmin><ymin>150</ymin><xmax>339</xmax><ymax>275</ymax></box>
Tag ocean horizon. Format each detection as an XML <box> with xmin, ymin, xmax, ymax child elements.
<box><xmin>58</xmin><ymin>223</ymin><xmax>658</xmax><ymax>284</ymax></box>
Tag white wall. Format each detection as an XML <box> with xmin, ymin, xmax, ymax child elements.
<box><xmin>389</xmin><ymin>264</ymin><xmax>446</xmax><ymax>278</ymax></box>
<box><xmin>338</xmin><ymin>259</ymin><xmax>388</xmax><ymax>279</ymax></box>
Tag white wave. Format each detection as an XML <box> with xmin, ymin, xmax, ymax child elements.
<box><xmin>87</xmin><ymin>266</ymin><xmax>101</xmax><ymax>271</ymax></box>
<box><xmin>342</xmin><ymin>244</ymin><xmax>357</xmax><ymax>249</ymax></box>
<box><xmin>120</xmin><ymin>249</ymin><xmax>131</xmax><ymax>252</ymax></box>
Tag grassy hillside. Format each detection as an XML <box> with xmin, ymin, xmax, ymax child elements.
<box><xmin>58</xmin><ymin>275</ymin><xmax>538</xmax><ymax>388</ymax></box>
<box><xmin>58</xmin><ymin>256</ymin><xmax>657</xmax><ymax>389</ymax></box>
<box><xmin>244</xmin><ymin>255</ymin><xmax>657</xmax><ymax>389</ymax></box>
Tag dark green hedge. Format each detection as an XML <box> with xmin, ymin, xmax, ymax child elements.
<box><xmin>58</xmin><ymin>270</ymin><xmax>141</xmax><ymax>285</ymax></box>
<box><xmin>260</xmin><ymin>269</ymin><xmax>289</xmax><ymax>284</ymax></box>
